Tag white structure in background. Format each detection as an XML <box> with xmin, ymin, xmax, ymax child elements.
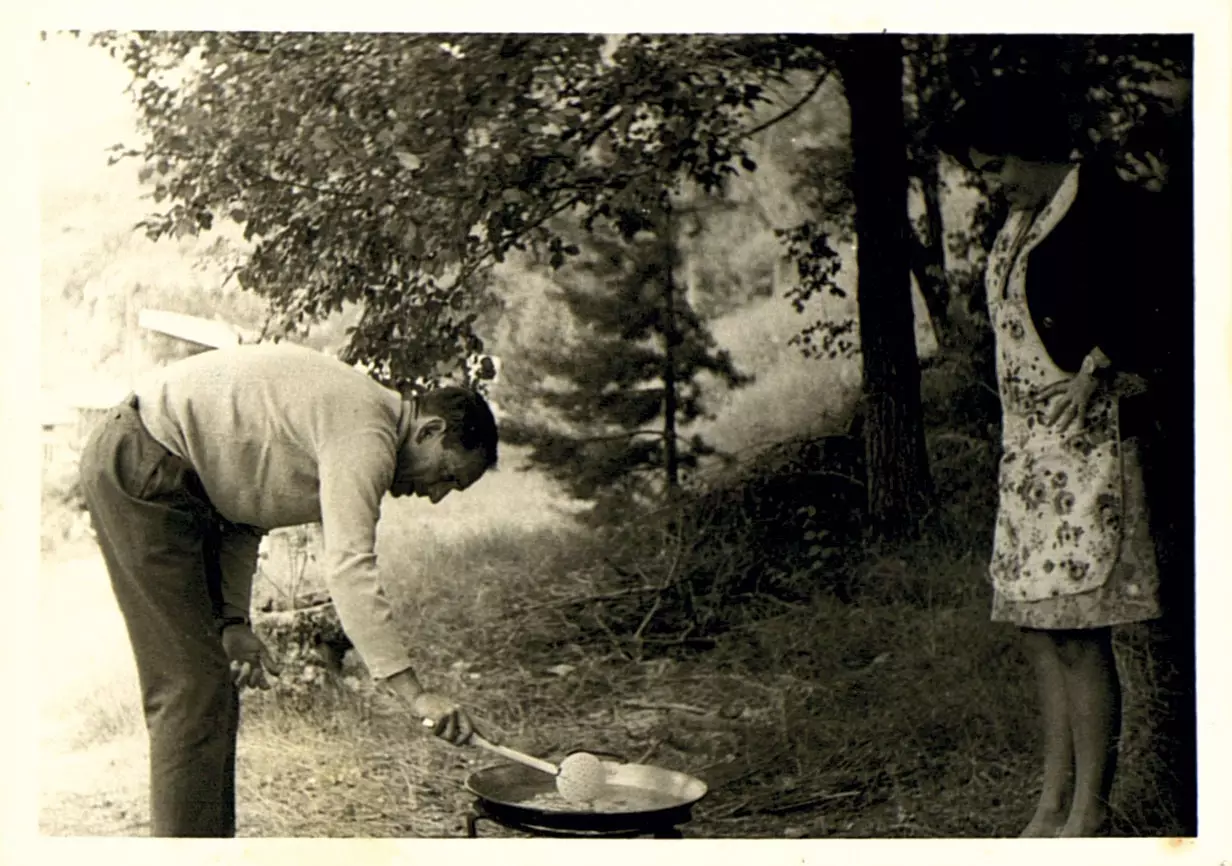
<box><xmin>137</xmin><ymin>309</ymin><xmax>254</xmax><ymax>349</ymax></box>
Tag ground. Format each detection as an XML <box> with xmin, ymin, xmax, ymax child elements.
<box><xmin>37</xmin><ymin>546</ymin><xmax>1021</xmax><ymax>839</ymax></box>
<box><xmin>37</xmin><ymin>521</ymin><xmax>1182</xmax><ymax>840</ymax></box>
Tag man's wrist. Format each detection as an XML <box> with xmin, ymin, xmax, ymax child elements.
<box><xmin>217</xmin><ymin>614</ymin><xmax>250</xmax><ymax>634</ymax></box>
<box><xmin>382</xmin><ymin>668</ymin><xmax>426</xmax><ymax>710</ymax></box>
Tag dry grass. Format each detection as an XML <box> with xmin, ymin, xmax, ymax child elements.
<box><xmin>225</xmin><ymin>454</ymin><xmax>1187</xmax><ymax>838</ymax></box>
<box><xmin>39</xmin><ymin>412</ymin><xmax>1191</xmax><ymax>839</ymax></box>
<box><xmin>64</xmin><ymin>686</ymin><xmax>144</xmax><ymax>752</ymax></box>
<box><xmin>233</xmin><ymin>695</ymin><xmax>478</xmax><ymax>837</ymax></box>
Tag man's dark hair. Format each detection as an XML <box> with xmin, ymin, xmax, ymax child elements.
<box><xmin>416</xmin><ymin>386</ymin><xmax>499</xmax><ymax>469</ymax></box>
<box><xmin>936</xmin><ymin>77</ymin><xmax>1088</xmax><ymax>169</ymax></box>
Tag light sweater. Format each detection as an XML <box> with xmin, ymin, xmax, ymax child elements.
<box><xmin>134</xmin><ymin>342</ymin><xmax>414</xmax><ymax>679</ymax></box>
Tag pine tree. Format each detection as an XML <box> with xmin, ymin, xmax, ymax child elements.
<box><xmin>505</xmin><ymin>204</ymin><xmax>751</xmax><ymax>509</ymax></box>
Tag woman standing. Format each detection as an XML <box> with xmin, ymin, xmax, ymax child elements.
<box><xmin>939</xmin><ymin>82</ymin><xmax>1192</xmax><ymax>837</ymax></box>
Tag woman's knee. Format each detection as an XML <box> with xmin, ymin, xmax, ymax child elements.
<box><xmin>1021</xmin><ymin>628</ymin><xmax>1058</xmax><ymax>657</ymax></box>
<box><xmin>1051</xmin><ymin>628</ymin><xmax>1111</xmax><ymax>667</ymax></box>
<box><xmin>1021</xmin><ymin>628</ymin><xmax>1110</xmax><ymax>666</ymax></box>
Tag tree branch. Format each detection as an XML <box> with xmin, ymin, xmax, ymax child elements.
<box><xmin>740</xmin><ymin>69</ymin><xmax>832</xmax><ymax>140</ymax></box>
<box><xmin>532</xmin><ymin>429</ymin><xmax>668</xmax><ymax>446</ymax></box>
<box><xmin>452</xmin><ymin>189</ymin><xmax>587</xmax><ymax>289</ymax></box>
<box><xmin>576</xmin><ymin>104</ymin><xmax>626</xmax><ymax>151</ymax></box>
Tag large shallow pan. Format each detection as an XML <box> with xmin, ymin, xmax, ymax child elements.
<box><xmin>465</xmin><ymin>755</ymin><xmax>708</xmax><ymax>835</ymax></box>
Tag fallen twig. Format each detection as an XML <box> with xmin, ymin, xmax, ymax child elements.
<box><xmin>514</xmin><ymin>585</ymin><xmax>662</xmax><ymax>613</ymax></box>
<box><xmin>621</xmin><ymin>699</ymin><xmax>709</xmax><ymax>716</ymax></box>
<box><xmin>634</xmin><ymin>738</ymin><xmax>665</xmax><ymax>764</ymax></box>
<box><xmin>760</xmin><ymin>790</ymin><xmax>862</xmax><ymax>816</ymax></box>
<box><xmin>632</xmin><ymin>592</ymin><xmax>663</xmax><ymax>645</ymax></box>
<box><xmin>705</xmin><ymin>796</ymin><xmax>756</xmax><ymax>821</ymax></box>
<box><xmin>696</xmin><ymin>747</ymin><xmax>796</xmax><ymax>792</ymax></box>
<box><xmin>590</xmin><ymin>607</ymin><xmax>635</xmax><ymax>661</ymax></box>
<box><xmin>712</xmin><ymin>789</ymin><xmax>861</xmax><ymax>820</ymax></box>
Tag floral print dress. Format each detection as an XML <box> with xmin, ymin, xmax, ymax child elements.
<box><xmin>986</xmin><ymin>166</ymin><xmax>1161</xmax><ymax>630</ymax></box>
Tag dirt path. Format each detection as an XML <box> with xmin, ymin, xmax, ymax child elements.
<box><xmin>39</xmin><ymin>733</ymin><xmax>150</xmax><ymax>835</ymax></box>
<box><xmin>39</xmin><ymin>551</ymin><xmax>150</xmax><ymax>835</ymax></box>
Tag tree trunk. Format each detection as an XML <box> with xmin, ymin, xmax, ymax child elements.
<box><xmin>839</xmin><ymin>35</ymin><xmax>934</xmax><ymax>540</ymax></box>
<box><xmin>661</xmin><ymin>205</ymin><xmax>680</xmax><ymax>492</ymax></box>
<box><xmin>909</xmin><ymin>152</ymin><xmax>953</xmax><ymax>351</ymax></box>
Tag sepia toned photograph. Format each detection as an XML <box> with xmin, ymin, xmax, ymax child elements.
<box><xmin>33</xmin><ymin>28</ymin><xmax>1201</xmax><ymax>843</ymax></box>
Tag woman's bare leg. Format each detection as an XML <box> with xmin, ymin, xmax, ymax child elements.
<box><xmin>1056</xmin><ymin>628</ymin><xmax>1119</xmax><ymax>837</ymax></box>
<box><xmin>1020</xmin><ymin>629</ymin><xmax>1073</xmax><ymax>837</ymax></box>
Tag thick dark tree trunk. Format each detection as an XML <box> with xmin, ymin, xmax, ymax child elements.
<box><xmin>839</xmin><ymin>35</ymin><xmax>934</xmax><ymax>540</ymax></box>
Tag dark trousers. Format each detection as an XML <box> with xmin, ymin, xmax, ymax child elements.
<box><xmin>78</xmin><ymin>396</ymin><xmax>240</xmax><ymax>837</ymax></box>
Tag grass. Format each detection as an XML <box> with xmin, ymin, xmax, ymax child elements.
<box><xmin>42</xmin><ymin>454</ymin><xmax>1189</xmax><ymax>840</ymax></box>
<box><xmin>64</xmin><ymin>685</ymin><xmax>144</xmax><ymax>752</ymax></box>
<box><xmin>230</xmin><ymin>442</ymin><xmax>1188</xmax><ymax>837</ymax></box>
<box><xmin>235</xmin><ymin>532</ymin><xmax>1047</xmax><ymax>837</ymax></box>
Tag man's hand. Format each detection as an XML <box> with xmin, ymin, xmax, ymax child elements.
<box><xmin>221</xmin><ymin>623</ymin><xmax>281</xmax><ymax>690</ymax></box>
<box><xmin>410</xmin><ymin>692</ymin><xmax>477</xmax><ymax>746</ymax></box>
<box><xmin>380</xmin><ymin>669</ymin><xmax>481</xmax><ymax>746</ymax></box>
<box><xmin>1037</xmin><ymin>370</ymin><xmax>1098</xmax><ymax>436</ymax></box>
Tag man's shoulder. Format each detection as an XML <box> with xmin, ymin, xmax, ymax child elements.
<box><xmin>157</xmin><ymin>343</ymin><xmax>400</xmax><ymax>430</ymax></box>
<box><xmin>235</xmin><ymin>342</ymin><xmax>352</xmax><ymax>369</ymax></box>
<box><xmin>227</xmin><ymin>344</ymin><xmax>391</xmax><ymax>395</ymax></box>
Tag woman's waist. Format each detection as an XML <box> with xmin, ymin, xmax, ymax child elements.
<box><xmin>996</xmin><ymin>368</ymin><xmax>1149</xmax><ymax>416</ymax></box>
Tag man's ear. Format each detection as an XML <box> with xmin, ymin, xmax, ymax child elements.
<box><xmin>414</xmin><ymin>416</ymin><xmax>448</xmax><ymax>443</ymax></box>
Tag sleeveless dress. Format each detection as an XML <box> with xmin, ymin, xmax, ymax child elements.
<box><xmin>986</xmin><ymin>166</ymin><xmax>1161</xmax><ymax>630</ymax></box>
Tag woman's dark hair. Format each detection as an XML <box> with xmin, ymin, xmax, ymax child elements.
<box><xmin>936</xmin><ymin>76</ymin><xmax>1088</xmax><ymax>168</ymax></box>
<box><xmin>416</xmin><ymin>386</ymin><xmax>500</xmax><ymax>469</ymax></box>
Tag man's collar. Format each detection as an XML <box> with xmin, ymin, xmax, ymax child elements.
<box><xmin>396</xmin><ymin>396</ymin><xmax>417</xmax><ymax>447</ymax></box>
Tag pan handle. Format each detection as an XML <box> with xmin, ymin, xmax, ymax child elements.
<box><xmin>473</xmin><ymin>735</ymin><xmax>561</xmax><ymax>777</ymax></box>
<box><xmin>421</xmin><ymin>718</ymin><xmax>559</xmax><ymax>776</ymax></box>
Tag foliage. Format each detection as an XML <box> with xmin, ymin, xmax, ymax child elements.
<box><xmin>254</xmin><ymin>525</ymin><xmax>324</xmax><ymax>611</ymax></box>
<box><xmin>524</xmin><ymin>432</ymin><xmax>869</xmax><ymax>655</ymax></box>
<box><xmin>251</xmin><ymin>600</ymin><xmax>366</xmax><ymax>713</ymax></box>
<box><xmin>92</xmin><ymin>32</ymin><xmax>821</xmax><ymax>387</ymax></box>
<box><xmin>42</xmin><ymin>218</ymin><xmax>271</xmax><ymax>384</ymax></box>
<box><xmin>778</xmin><ymin>221</ymin><xmax>849</xmax><ymax>359</ymax></box>
<box><xmin>941</xmin><ymin>35</ymin><xmax>1191</xmax><ymax>176</ymax></box>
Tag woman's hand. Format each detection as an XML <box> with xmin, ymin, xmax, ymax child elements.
<box><xmin>1037</xmin><ymin>371</ymin><xmax>1098</xmax><ymax>435</ymax></box>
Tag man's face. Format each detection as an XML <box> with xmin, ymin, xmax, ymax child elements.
<box><xmin>392</xmin><ymin>427</ymin><xmax>488</xmax><ymax>504</ymax></box>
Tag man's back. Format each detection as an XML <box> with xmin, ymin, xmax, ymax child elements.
<box><xmin>135</xmin><ymin>343</ymin><xmax>407</xmax><ymax>529</ymax></box>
